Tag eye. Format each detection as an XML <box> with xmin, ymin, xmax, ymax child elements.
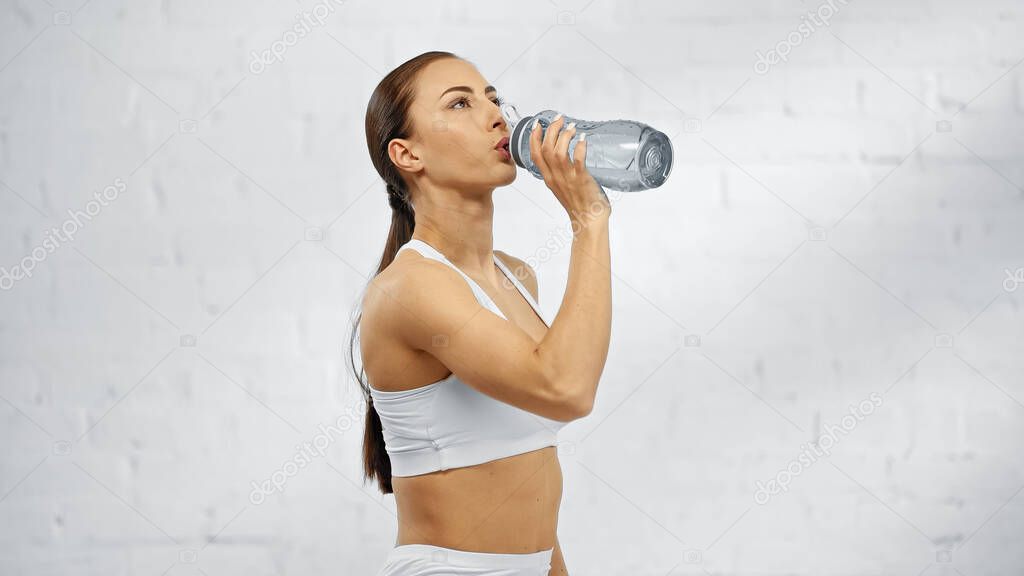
<box><xmin>449</xmin><ymin>96</ymin><xmax>505</xmax><ymax>109</ymax></box>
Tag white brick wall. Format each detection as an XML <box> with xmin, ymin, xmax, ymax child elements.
<box><xmin>1</xmin><ymin>0</ymin><xmax>1022</xmax><ymax>574</ymax></box>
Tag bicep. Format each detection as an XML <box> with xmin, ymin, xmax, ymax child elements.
<box><xmin>394</xmin><ymin>262</ymin><xmax>578</xmax><ymax>422</ymax></box>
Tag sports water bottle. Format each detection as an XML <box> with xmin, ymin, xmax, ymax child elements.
<box><xmin>501</xmin><ymin>102</ymin><xmax>674</xmax><ymax>192</ymax></box>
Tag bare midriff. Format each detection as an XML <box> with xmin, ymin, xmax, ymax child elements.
<box><xmin>391</xmin><ymin>445</ymin><xmax>562</xmax><ymax>553</ymax></box>
<box><xmin>372</xmin><ymin>250</ymin><xmax>560</xmax><ymax>554</ymax></box>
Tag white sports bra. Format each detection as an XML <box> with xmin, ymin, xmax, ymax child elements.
<box><xmin>366</xmin><ymin>238</ymin><xmax>567</xmax><ymax>477</ymax></box>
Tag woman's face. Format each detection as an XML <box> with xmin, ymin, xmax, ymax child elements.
<box><xmin>398</xmin><ymin>58</ymin><xmax>517</xmax><ymax>194</ymax></box>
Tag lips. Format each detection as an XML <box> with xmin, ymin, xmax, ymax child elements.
<box><xmin>494</xmin><ymin>136</ymin><xmax>511</xmax><ymax>161</ymax></box>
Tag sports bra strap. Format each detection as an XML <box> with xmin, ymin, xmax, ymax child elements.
<box><xmin>399</xmin><ymin>238</ymin><xmax>548</xmax><ymax>327</ymax></box>
<box><xmin>492</xmin><ymin>254</ymin><xmax>546</xmax><ymax>324</ymax></box>
<box><xmin>399</xmin><ymin>239</ymin><xmax>508</xmax><ymax>321</ymax></box>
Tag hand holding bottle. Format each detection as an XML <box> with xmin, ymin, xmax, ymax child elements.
<box><xmin>529</xmin><ymin>113</ymin><xmax>611</xmax><ymax>225</ymax></box>
<box><xmin>502</xmin><ymin>102</ymin><xmax>674</xmax><ymax>193</ymax></box>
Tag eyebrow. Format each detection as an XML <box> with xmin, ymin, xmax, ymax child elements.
<box><xmin>438</xmin><ymin>85</ymin><xmax>497</xmax><ymax>100</ymax></box>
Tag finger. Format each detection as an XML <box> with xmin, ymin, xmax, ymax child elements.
<box><xmin>539</xmin><ymin>116</ymin><xmax>565</xmax><ymax>188</ymax></box>
<box><xmin>528</xmin><ymin>120</ymin><xmax>550</xmax><ymax>179</ymax></box>
<box><xmin>554</xmin><ymin>122</ymin><xmax>577</xmax><ymax>170</ymax></box>
<box><xmin>572</xmin><ymin>132</ymin><xmax>587</xmax><ymax>174</ymax></box>
<box><xmin>541</xmin><ymin>114</ymin><xmax>564</xmax><ymax>158</ymax></box>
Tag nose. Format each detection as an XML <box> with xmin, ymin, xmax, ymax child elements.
<box><xmin>490</xmin><ymin>103</ymin><xmax>507</xmax><ymax>133</ymax></box>
<box><xmin>492</xmin><ymin>115</ymin><xmax>506</xmax><ymax>133</ymax></box>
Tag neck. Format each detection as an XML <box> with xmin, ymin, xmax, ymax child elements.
<box><xmin>409</xmin><ymin>183</ymin><xmax>497</xmax><ymax>275</ymax></box>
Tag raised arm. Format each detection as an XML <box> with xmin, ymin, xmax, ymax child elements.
<box><xmin>391</xmin><ymin>113</ymin><xmax>612</xmax><ymax>422</ymax></box>
<box><xmin>525</xmin><ymin>112</ymin><xmax>614</xmax><ymax>417</ymax></box>
<box><xmin>534</xmin><ymin>219</ymin><xmax>610</xmax><ymax>417</ymax></box>
<box><xmin>393</xmin><ymin>258</ymin><xmax>585</xmax><ymax>421</ymax></box>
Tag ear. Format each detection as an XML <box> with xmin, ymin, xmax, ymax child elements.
<box><xmin>388</xmin><ymin>137</ymin><xmax>423</xmax><ymax>174</ymax></box>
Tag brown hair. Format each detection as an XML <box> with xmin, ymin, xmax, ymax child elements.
<box><xmin>348</xmin><ymin>50</ymin><xmax>459</xmax><ymax>494</ymax></box>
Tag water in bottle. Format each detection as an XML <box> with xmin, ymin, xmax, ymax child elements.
<box><xmin>501</xmin><ymin>103</ymin><xmax>674</xmax><ymax>192</ymax></box>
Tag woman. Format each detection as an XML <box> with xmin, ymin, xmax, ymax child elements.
<box><xmin>348</xmin><ymin>51</ymin><xmax>612</xmax><ymax>576</ymax></box>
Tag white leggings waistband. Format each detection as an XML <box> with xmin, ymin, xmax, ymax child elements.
<box><xmin>384</xmin><ymin>542</ymin><xmax>553</xmax><ymax>570</ymax></box>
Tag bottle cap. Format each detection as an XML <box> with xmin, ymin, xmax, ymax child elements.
<box><xmin>500</xmin><ymin>102</ymin><xmax>522</xmax><ymax>130</ymax></box>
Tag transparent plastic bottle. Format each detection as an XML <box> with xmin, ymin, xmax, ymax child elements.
<box><xmin>501</xmin><ymin>102</ymin><xmax>674</xmax><ymax>192</ymax></box>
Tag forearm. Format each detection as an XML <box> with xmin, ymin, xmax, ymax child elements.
<box><xmin>537</xmin><ymin>216</ymin><xmax>611</xmax><ymax>415</ymax></box>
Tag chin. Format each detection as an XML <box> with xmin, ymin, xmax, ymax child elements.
<box><xmin>495</xmin><ymin>170</ymin><xmax>516</xmax><ymax>186</ymax></box>
<box><xmin>496</xmin><ymin>164</ymin><xmax>517</xmax><ymax>186</ymax></box>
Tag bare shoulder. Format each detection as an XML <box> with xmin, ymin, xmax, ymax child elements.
<box><xmin>359</xmin><ymin>252</ymin><xmax>493</xmax><ymax>393</ymax></box>
<box><xmin>494</xmin><ymin>250</ymin><xmax>539</xmax><ymax>303</ymax></box>
<box><xmin>365</xmin><ymin>251</ymin><xmax>470</xmax><ymax>315</ymax></box>
<box><xmin>363</xmin><ymin>251</ymin><xmax>485</xmax><ymax>350</ymax></box>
